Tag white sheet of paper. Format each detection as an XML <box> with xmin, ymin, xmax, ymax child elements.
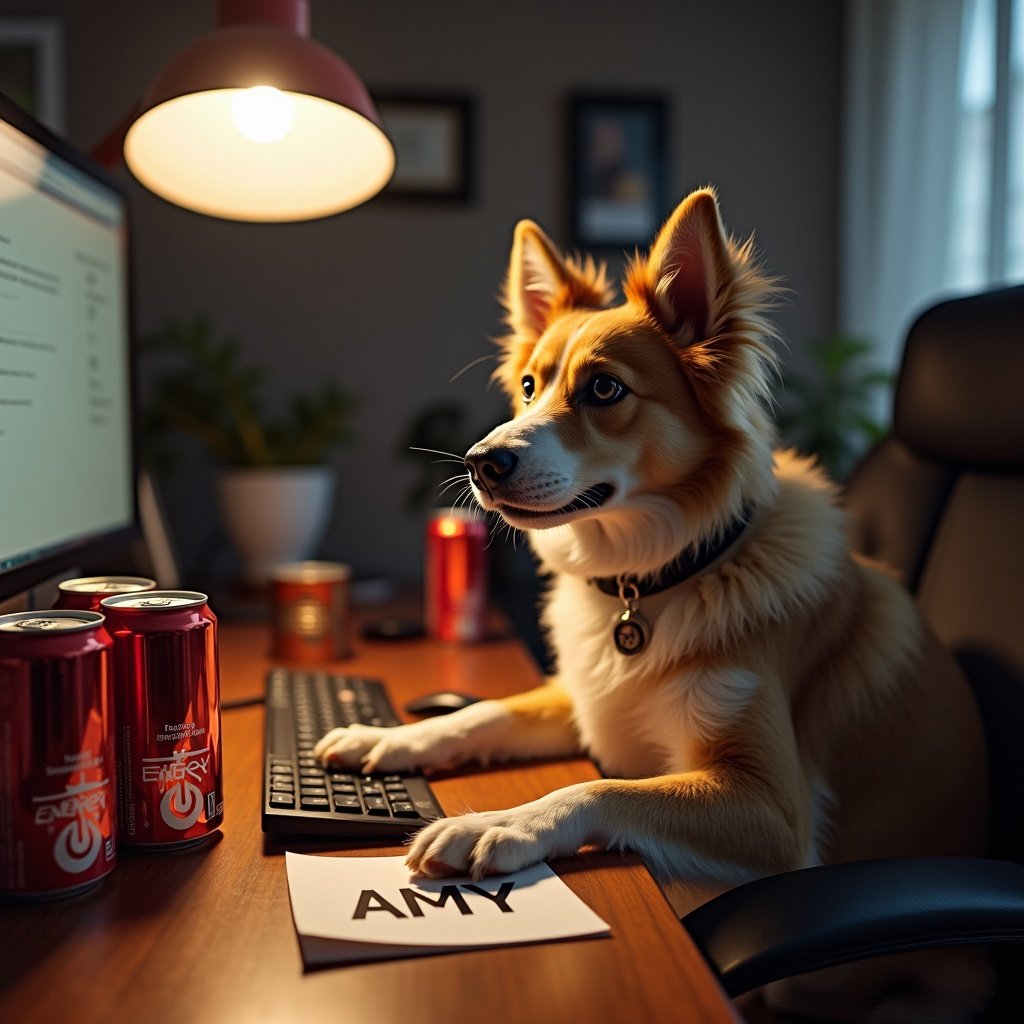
<box><xmin>285</xmin><ymin>852</ymin><xmax>611</xmax><ymax>950</ymax></box>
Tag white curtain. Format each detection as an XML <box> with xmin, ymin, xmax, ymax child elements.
<box><xmin>842</xmin><ymin>0</ymin><xmax>1024</xmax><ymax>395</ymax></box>
<box><xmin>840</xmin><ymin>0</ymin><xmax>968</xmax><ymax>381</ymax></box>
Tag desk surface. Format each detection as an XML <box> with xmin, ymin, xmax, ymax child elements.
<box><xmin>0</xmin><ymin>610</ymin><xmax>739</xmax><ymax>1024</ymax></box>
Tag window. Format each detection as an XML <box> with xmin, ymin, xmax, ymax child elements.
<box><xmin>948</xmin><ymin>0</ymin><xmax>1024</xmax><ymax>288</ymax></box>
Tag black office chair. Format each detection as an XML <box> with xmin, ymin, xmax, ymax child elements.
<box><xmin>682</xmin><ymin>284</ymin><xmax>1024</xmax><ymax>1017</ymax></box>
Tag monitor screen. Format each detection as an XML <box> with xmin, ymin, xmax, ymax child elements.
<box><xmin>0</xmin><ymin>92</ymin><xmax>137</xmax><ymax>601</ymax></box>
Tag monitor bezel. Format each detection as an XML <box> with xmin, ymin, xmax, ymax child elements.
<box><xmin>0</xmin><ymin>90</ymin><xmax>141</xmax><ymax>602</ymax></box>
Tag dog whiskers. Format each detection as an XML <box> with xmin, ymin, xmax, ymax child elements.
<box><xmin>486</xmin><ymin>514</ymin><xmax>521</xmax><ymax>552</ymax></box>
<box><xmin>437</xmin><ymin>474</ymin><xmax>471</xmax><ymax>497</ymax></box>
<box><xmin>448</xmin><ymin>352</ymin><xmax>499</xmax><ymax>384</ymax></box>
<box><xmin>409</xmin><ymin>446</ymin><xmax>466</xmax><ymax>465</ymax></box>
<box><xmin>440</xmin><ymin>483</ymin><xmax>482</xmax><ymax>519</ymax></box>
<box><xmin>487</xmin><ymin>515</ymin><xmax>525</xmax><ymax>553</ymax></box>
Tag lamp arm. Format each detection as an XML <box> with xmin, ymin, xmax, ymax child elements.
<box><xmin>90</xmin><ymin>107</ymin><xmax>138</xmax><ymax>170</ymax></box>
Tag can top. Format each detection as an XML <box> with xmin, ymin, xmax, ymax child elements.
<box><xmin>269</xmin><ymin>561</ymin><xmax>350</xmax><ymax>584</ymax></box>
<box><xmin>428</xmin><ymin>507</ymin><xmax>479</xmax><ymax>522</ymax></box>
<box><xmin>58</xmin><ymin>575</ymin><xmax>157</xmax><ymax>595</ymax></box>
<box><xmin>0</xmin><ymin>610</ymin><xmax>105</xmax><ymax>634</ymax></box>
<box><xmin>429</xmin><ymin>508</ymin><xmax>487</xmax><ymax>538</ymax></box>
<box><xmin>99</xmin><ymin>590</ymin><xmax>208</xmax><ymax>612</ymax></box>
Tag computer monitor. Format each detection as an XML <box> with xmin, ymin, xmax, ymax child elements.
<box><xmin>0</xmin><ymin>91</ymin><xmax>138</xmax><ymax>602</ymax></box>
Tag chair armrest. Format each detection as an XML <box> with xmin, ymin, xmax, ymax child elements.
<box><xmin>682</xmin><ymin>857</ymin><xmax>1024</xmax><ymax>996</ymax></box>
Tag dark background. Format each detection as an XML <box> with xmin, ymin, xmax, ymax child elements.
<box><xmin>0</xmin><ymin>0</ymin><xmax>844</xmax><ymax>588</ymax></box>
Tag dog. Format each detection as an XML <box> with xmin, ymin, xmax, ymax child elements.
<box><xmin>316</xmin><ymin>189</ymin><xmax>991</xmax><ymax>1022</ymax></box>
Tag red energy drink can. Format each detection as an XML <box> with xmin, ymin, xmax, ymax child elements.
<box><xmin>0</xmin><ymin>611</ymin><xmax>117</xmax><ymax>899</ymax></box>
<box><xmin>55</xmin><ymin>576</ymin><xmax>157</xmax><ymax>612</ymax></box>
<box><xmin>101</xmin><ymin>591</ymin><xmax>223</xmax><ymax>848</ymax></box>
<box><xmin>424</xmin><ymin>509</ymin><xmax>488</xmax><ymax>642</ymax></box>
<box><xmin>270</xmin><ymin>561</ymin><xmax>351</xmax><ymax>662</ymax></box>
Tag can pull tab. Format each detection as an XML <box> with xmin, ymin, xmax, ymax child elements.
<box><xmin>612</xmin><ymin>578</ymin><xmax>650</xmax><ymax>656</ymax></box>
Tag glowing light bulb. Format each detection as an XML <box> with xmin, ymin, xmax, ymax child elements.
<box><xmin>231</xmin><ymin>86</ymin><xmax>295</xmax><ymax>144</ymax></box>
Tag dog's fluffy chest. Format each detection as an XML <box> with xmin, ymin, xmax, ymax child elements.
<box><xmin>542</xmin><ymin>575</ymin><xmax>706</xmax><ymax>779</ymax></box>
<box><xmin>532</xmin><ymin>455</ymin><xmax>855</xmax><ymax>782</ymax></box>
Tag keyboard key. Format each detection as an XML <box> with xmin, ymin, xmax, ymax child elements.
<box><xmin>263</xmin><ymin>670</ymin><xmax>446</xmax><ymax>837</ymax></box>
<box><xmin>363</xmin><ymin>796</ymin><xmax>389</xmax><ymax>816</ymax></box>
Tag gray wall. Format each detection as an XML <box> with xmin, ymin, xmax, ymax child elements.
<box><xmin>3</xmin><ymin>0</ymin><xmax>843</xmax><ymax>586</ymax></box>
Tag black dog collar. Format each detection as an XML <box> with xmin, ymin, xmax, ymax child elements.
<box><xmin>589</xmin><ymin>508</ymin><xmax>752</xmax><ymax>656</ymax></box>
<box><xmin>588</xmin><ymin>507</ymin><xmax>753</xmax><ymax>599</ymax></box>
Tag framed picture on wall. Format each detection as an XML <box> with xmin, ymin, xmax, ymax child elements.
<box><xmin>568</xmin><ymin>94</ymin><xmax>668</xmax><ymax>250</ymax></box>
<box><xmin>374</xmin><ymin>94</ymin><xmax>475</xmax><ymax>202</ymax></box>
<box><xmin>0</xmin><ymin>18</ymin><xmax>64</xmax><ymax>132</ymax></box>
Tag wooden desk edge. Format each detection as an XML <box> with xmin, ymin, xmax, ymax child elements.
<box><xmin>0</xmin><ymin>612</ymin><xmax>742</xmax><ymax>1024</ymax></box>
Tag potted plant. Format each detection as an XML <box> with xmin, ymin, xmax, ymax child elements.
<box><xmin>141</xmin><ymin>315</ymin><xmax>355</xmax><ymax>583</ymax></box>
<box><xmin>777</xmin><ymin>334</ymin><xmax>893</xmax><ymax>482</ymax></box>
<box><xmin>397</xmin><ymin>401</ymin><xmax>477</xmax><ymax>512</ymax></box>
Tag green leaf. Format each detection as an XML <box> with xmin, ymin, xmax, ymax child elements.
<box><xmin>138</xmin><ymin>316</ymin><xmax>355</xmax><ymax>469</ymax></box>
<box><xmin>778</xmin><ymin>334</ymin><xmax>893</xmax><ymax>481</ymax></box>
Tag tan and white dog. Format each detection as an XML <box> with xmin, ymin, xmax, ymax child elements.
<box><xmin>316</xmin><ymin>189</ymin><xmax>990</xmax><ymax>1022</ymax></box>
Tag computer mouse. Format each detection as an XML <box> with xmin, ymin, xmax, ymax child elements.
<box><xmin>403</xmin><ymin>690</ymin><xmax>482</xmax><ymax>716</ymax></box>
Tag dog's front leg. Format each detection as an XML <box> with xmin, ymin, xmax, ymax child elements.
<box><xmin>313</xmin><ymin>681</ymin><xmax>581</xmax><ymax>774</ymax></box>
<box><xmin>407</xmin><ymin>682</ymin><xmax>811</xmax><ymax>883</ymax></box>
<box><xmin>406</xmin><ymin>769</ymin><xmax>807</xmax><ymax>883</ymax></box>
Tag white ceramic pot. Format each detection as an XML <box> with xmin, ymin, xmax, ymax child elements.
<box><xmin>216</xmin><ymin>465</ymin><xmax>335</xmax><ymax>584</ymax></box>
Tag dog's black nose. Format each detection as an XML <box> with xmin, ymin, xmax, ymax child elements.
<box><xmin>464</xmin><ymin>447</ymin><xmax>518</xmax><ymax>486</ymax></box>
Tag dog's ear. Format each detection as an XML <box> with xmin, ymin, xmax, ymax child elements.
<box><xmin>495</xmin><ymin>221</ymin><xmax>611</xmax><ymax>401</ymax></box>
<box><xmin>629</xmin><ymin>188</ymin><xmax>733</xmax><ymax>344</ymax></box>
<box><xmin>505</xmin><ymin>221</ymin><xmax>565</xmax><ymax>337</ymax></box>
<box><xmin>503</xmin><ymin>220</ymin><xmax>611</xmax><ymax>338</ymax></box>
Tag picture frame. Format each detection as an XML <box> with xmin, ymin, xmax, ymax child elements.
<box><xmin>374</xmin><ymin>94</ymin><xmax>475</xmax><ymax>202</ymax></box>
<box><xmin>568</xmin><ymin>94</ymin><xmax>668</xmax><ymax>250</ymax></box>
<box><xmin>0</xmin><ymin>18</ymin><xmax>64</xmax><ymax>133</ymax></box>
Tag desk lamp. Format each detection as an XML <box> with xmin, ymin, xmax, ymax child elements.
<box><xmin>120</xmin><ymin>0</ymin><xmax>394</xmax><ymax>221</ymax></box>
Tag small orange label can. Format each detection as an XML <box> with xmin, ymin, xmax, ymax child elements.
<box><xmin>270</xmin><ymin>562</ymin><xmax>351</xmax><ymax>662</ymax></box>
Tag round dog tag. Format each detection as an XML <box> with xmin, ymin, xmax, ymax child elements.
<box><xmin>612</xmin><ymin>608</ymin><xmax>649</xmax><ymax>656</ymax></box>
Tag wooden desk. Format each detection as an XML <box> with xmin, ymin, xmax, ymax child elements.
<box><xmin>0</xmin><ymin>615</ymin><xmax>740</xmax><ymax>1024</ymax></box>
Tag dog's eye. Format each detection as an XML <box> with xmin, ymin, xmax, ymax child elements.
<box><xmin>586</xmin><ymin>374</ymin><xmax>627</xmax><ymax>406</ymax></box>
<box><xmin>522</xmin><ymin>375</ymin><xmax>535</xmax><ymax>403</ymax></box>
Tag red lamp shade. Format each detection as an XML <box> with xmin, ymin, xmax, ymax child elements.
<box><xmin>123</xmin><ymin>0</ymin><xmax>394</xmax><ymax>221</ymax></box>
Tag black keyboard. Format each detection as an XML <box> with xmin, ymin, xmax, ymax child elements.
<box><xmin>261</xmin><ymin>668</ymin><xmax>445</xmax><ymax>838</ymax></box>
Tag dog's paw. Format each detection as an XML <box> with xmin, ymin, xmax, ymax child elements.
<box><xmin>313</xmin><ymin>719</ymin><xmax>463</xmax><ymax>773</ymax></box>
<box><xmin>314</xmin><ymin>723</ymin><xmax>397</xmax><ymax>771</ymax></box>
<box><xmin>406</xmin><ymin>811</ymin><xmax>547</xmax><ymax>879</ymax></box>
<box><xmin>406</xmin><ymin>786</ymin><xmax>592</xmax><ymax>880</ymax></box>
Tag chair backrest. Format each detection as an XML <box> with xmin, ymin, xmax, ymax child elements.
<box><xmin>843</xmin><ymin>284</ymin><xmax>1024</xmax><ymax>862</ymax></box>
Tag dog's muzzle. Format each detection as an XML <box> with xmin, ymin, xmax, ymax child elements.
<box><xmin>464</xmin><ymin>446</ymin><xmax>518</xmax><ymax>497</ymax></box>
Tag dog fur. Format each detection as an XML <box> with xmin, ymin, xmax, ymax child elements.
<box><xmin>316</xmin><ymin>189</ymin><xmax>991</xmax><ymax>1022</ymax></box>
